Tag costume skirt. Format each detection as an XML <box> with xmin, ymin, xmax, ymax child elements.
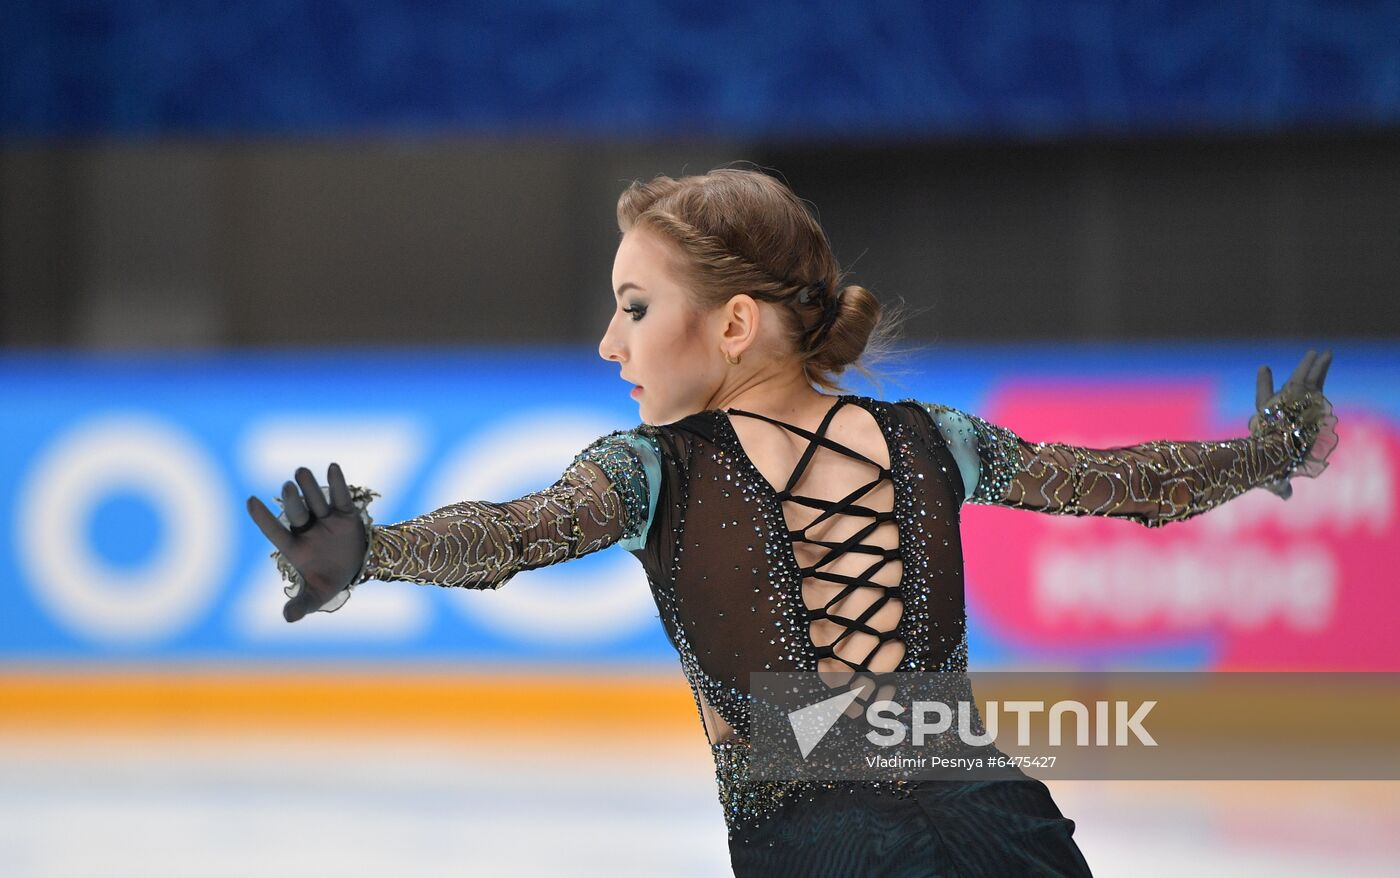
<box><xmin>727</xmin><ymin>775</ymin><xmax>1094</xmax><ymax>878</ymax></box>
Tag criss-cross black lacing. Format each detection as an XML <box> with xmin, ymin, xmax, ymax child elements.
<box><xmin>727</xmin><ymin>398</ymin><xmax>905</xmax><ymax>682</ymax></box>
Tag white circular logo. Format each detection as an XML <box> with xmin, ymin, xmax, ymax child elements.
<box><xmin>16</xmin><ymin>415</ymin><xmax>231</xmax><ymax>645</ymax></box>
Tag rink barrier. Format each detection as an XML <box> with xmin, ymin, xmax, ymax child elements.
<box><xmin>0</xmin><ymin>668</ymin><xmax>702</xmax><ymax>738</ymax></box>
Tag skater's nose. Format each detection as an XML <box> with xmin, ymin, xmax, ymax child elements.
<box><xmin>598</xmin><ymin>320</ymin><xmax>627</xmax><ymax>364</ymax></box>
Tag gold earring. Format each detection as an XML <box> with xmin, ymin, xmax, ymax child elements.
<box><xmin>723</xmin><ymin>348</ymin><xmax>741</xmax><ymax>365</ymax></box>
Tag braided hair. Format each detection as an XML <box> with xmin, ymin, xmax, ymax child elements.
<box><xmin>616</xmin><ymin>167</ymin><xmax>893</xmax><ymax>393</ymax></box>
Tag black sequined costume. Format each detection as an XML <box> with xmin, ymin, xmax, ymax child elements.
<box><xmin>324</xmin><ymin>391</ymin><xmax>1335</xmax><ymax>877</ymax></box>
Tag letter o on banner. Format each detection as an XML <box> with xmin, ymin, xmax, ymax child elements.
<box><xmin>16</xmin><ymin>415</ymin><xmax>232</xmax><ymax>645</ymax></box>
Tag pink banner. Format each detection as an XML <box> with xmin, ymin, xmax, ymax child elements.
<box><xmin>961</xmin><ymin>382</ymin><xmax>1397</xmax><ymax>670</ymax></box>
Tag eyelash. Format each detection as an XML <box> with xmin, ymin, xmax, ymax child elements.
<box><xmin>622</xmin><ymin>304</ymin><xmax>647</xmax><ymax>321</ymax></box>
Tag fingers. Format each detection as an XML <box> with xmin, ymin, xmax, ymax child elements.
<box><xmin>1306</xmin><ymin>349</ymin><xmax>1332</xmax><ymax>390</ymax></box>
<box><xmin>296</xmin><ymin>466</ymin><xmax>331</xmax><ymax>518</ymax></box>
<box><xmin>247</xmin><ymin>496</ymin><xmax>296</xmax><ymax>554</ymax></box>
<box><xmin>327</xmin><ymin>462</ymin><xmax>354</xmax><ymax>512</ymax></box>
<box><xmin>1286</xmin><ymin>349</ymin><xmax>1316</xmax><ymax>388</ymax></box>
<box><xmin>284</xmin><ymin>592</ymin><xmax>315</xmax><ymax>623</ymax></box>
<box><xmin>281</xmin><ymin>480</ymin><xmax>310</xmax><ymax>529</ymax></box>
<box><xmin>1255</xmin><ymin>365</ymin><xmax>1274</xmax><ymax>410</ymax></box>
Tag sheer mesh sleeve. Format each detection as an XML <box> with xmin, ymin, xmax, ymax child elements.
<box><xmin>916</xmin><ymin>393</ymin><xmax>1337</xmax><ymax>528</ymax></box>
<box><xmin>353</xmin><ymin>427</ymin><xmax>661</xmax><ymax>589</ymax></box>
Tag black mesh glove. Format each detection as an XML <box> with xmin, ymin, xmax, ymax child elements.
<box><xmin>1250</xmin><ymin>348</ymin><xmax>1336</xmax><ymax>500</ymax></box>
<box><xmin>246</xmin><ymin>463</ymin><xmax>373</xmax><ymax>623</ymax></box>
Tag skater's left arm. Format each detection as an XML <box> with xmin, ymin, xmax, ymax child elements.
<box><xmin>916</xmin><ymin>350</ymin><xmax>1337</xmax><ymax>528</ymax></box>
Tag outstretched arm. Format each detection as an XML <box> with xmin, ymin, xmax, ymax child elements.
<box><xmin>247</xmin><ymin>428</ymin><xmax>661</xmax><ymax>621</ymax></box>
<box><xmin>359</xmin><ymin>429</ymin><xmax>659</xmax><ymax>588</ymax></box>
<box><xmin>916</xmin><ymin>350</ymin><xmax>1337</xmax><ymax>529</ymax></box>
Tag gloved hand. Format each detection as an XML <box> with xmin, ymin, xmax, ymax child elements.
<box><xmin>1251</xmin><ymin>348</ymin><xmax>1334</xmax><ymax>500</ymax></box>
<box><xmin>246</xmin><ymin>463</ymin><xmax>370</xmax><ymax>622</ymax></box>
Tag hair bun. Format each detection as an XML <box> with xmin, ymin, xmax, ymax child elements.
<box><xmin>616</xmin><ymin>167</ymin><xmax>906</xmax><ymax>394</ymax></box>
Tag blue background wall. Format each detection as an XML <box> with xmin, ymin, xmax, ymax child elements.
<box><xmin>6</xmin><ymin>0</ymin><xmax>1400</xmax><ymax>139</ymax></box>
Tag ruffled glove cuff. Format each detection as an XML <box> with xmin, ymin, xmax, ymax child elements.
<box><xmin>272</xmin><ymin>484</ymin><xmax>379</xmax><ymax>614</ymax></box>
<box><xmin>1247</xmin><ymin>390</ymin><xmax>1339</xmax><ymax>498</ymax></box>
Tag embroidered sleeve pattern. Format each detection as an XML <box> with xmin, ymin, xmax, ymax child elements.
<box><xmin>918</xmin><ymin>392</ymin><xmax>1336</xmax><ymax>528</ymax></box>
<box><xmin>354</xmin><ymin>429</ymin><xmax>657</xmax><ymax>589</ymax></box>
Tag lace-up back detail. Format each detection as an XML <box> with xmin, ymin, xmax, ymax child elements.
<box><xmin>725</xmin><ymin>397</ymin><xmax>907</xmax><ymax>714</ymax></box>
<box><xmin>614</xmin><ymin>394</ymin><xmax>971</xmax><ymax>834</ymax></box>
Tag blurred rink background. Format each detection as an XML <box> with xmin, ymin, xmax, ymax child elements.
<box><xmin>3</xmin><ymin>2</ymin><xmax>1400</xmax><ymax>876</ymax></box>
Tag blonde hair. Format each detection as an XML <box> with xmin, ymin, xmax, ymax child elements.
<box><xmin>616</xmin><ymin>165</ymin><xmax>907</xmax><ymax>394</ymax></box>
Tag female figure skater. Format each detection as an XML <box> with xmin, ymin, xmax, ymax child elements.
<box><xmin>247</xmin><ymin>168</ymin><xmax>1337</xmax><ymax>877</ymax></box>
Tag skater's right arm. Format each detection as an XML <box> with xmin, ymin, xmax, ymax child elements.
<box><xmin>358</xmin><ymin>428</ymin><xmax>661</xmax><ymax>589</ymax></box>
<box><xmin>247</xmin><ymin>428</ymin><xmax>662</xmax><ymax>621</ymax></box>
